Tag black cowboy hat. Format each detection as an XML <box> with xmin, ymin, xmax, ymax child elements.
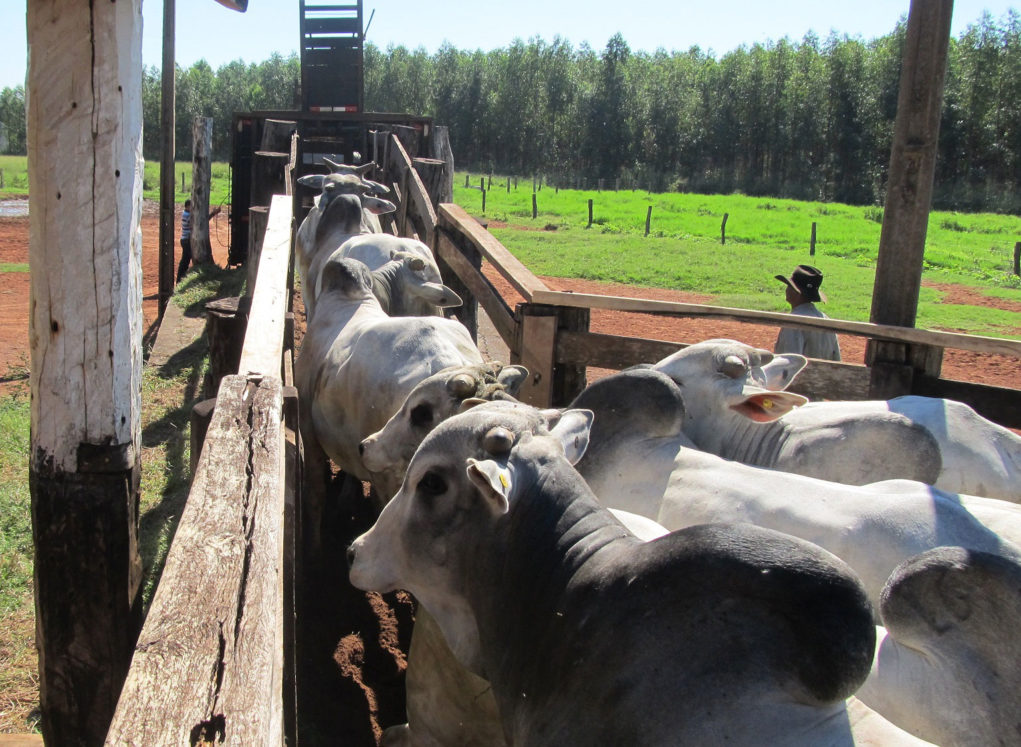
<box><xmin>775</xmin><ymin>264</ymin><xmax>826</xmax><ymax>303</ymax></box>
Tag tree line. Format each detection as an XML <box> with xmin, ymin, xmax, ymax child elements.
<box><xmin>1</xmin><ymin>10</ymin><xmax>1018</xmax><ymax>213</ymax></box>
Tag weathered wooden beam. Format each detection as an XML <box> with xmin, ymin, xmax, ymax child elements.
<box><xmin>868</xmin><ymin>0</ymin><xmax>954</xmax><ymax>397</ymax></box>
<box><xmin>158</xmin><ymin>0</ymin><xmax>176</xmax><ymax>317</ymax></box>
<box><xmin>436</xmin><ymin>232</ymin><xmax>516</xmax><ymax>346</ymax></box>
<box><xmin>27</xmin><ymin>1</ymin><xmax>144</xmax><ymax>742</ymax></box>
<box><xmin>387</xmin><ymin>134</ymin><xmax>437</xmax><ymax>244</ymax></box>
<box><xmin>108</xmin><ymin>375</ymin><xmax>287</xmax><ymax>745</ymax></box>
<box><xmin>438</xmin><ymin>204</ymin><xmax>548</xmax><ymax>301</ymax></box>
<box><xmin>239</xmin><ymin>194</ymin><xmax>293</xmax><ymax>379</ymax></box>
<box><xmin>530</xmin><ymin>289</ymin><xmax>1021</xmax><ymax>358</ymax></box>
<box><xmin>190</xmin><ymin>116</ymin><xmax>214</xmax><ymax>264</ymax></box>
<box><xmin>428</xmin><ymin>125</ymin><xmax>454</xmax><ymax>204</ymax></box>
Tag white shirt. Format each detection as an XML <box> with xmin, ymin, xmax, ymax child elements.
<box><xmin>775</xmin><ymin>302</ymin><xmax>841</xmax><ymax>361</ymax></box>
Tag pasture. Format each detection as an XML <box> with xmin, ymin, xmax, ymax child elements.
<box><xmin>454</xmin><ymin>174</ymin><xmax>1021</xmax><ymax>339</ymax></box>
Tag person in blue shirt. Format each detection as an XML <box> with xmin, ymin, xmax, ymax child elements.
<box><xmin>177</xmin><ymin>199</ymin><xmax>221</xmax><ymax>283</ymax></box>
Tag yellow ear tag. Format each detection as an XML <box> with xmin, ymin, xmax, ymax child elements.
<box><xmin>762</xmin><ymin>398</ymin><xmax>773</xmax><ymax>409</ymax></box>
<box><xmin>499</xmin><ymin>473</ymin><xmax>510</xmax><ymax>488</ymax></box>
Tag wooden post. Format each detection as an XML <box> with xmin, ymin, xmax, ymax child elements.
<box><xmin>190</xmin><ymin>116</ymin><xmax>214</xmax><ymax>264</ymax></box>
<box><xmin>27</xmin><ymin>1</ymin><xmax>144</xmax><ymax>743</ymax></box>
<box><xmin>203</xmin><ymin>296</ymin><xmax>249</xmax><ymax>400</ymax></box>
<box><xmin>645</xmin><ymin>205</ymin><xmax>653</xmax><ymax>237</ymax></box>
<box><xmin>413</xmin><ymin>157</ymin><xmax>448</xmax><ymax>209</ymax></box>
<box><xmin>247</xmin><ymin>205</ymin><xmax>270</xmax><ymax>296</ymax></box>
<box><xmin>532</xmin><ymin>192</ymin><xmax>538</xmax><ymax>219</ymax></box>
<box><xmin>482</xmin><ymin>188</ymin><xmax>487</xmax><ymax>213</ymax></box>
<box><xmin>465</xmin><ymin>173</ymin><xmax>470</xmax><ymax>187</ymax></box>
<box><xmin>158</xmin><ymin>0</ymin><xmax>175</xmax><ymax>317</ymax></box>
<box><xmin>515</xmin><ymin>304</ymin><xmax>590</xmax><ymax>408</ymax></box>
<box><xmin>811</xmin><ymin>222</ymin><xmax>817</xmax><ymax>256</ymax></box>
<box><xmin>180</xmin><ymin>170</ymin><xmax>185</xmax><ymax>193</ymax></box>
<box><xmin>428</xmin><ymin>124</ymin><xmax>455</xmax><ymax>203</ymax></box>
<box><xmin>721</xmin><ymin>213</ymin><xmax>729</xmax><ymax>244</ymax></box>
<box><xmin>588</xmin><ymin>198</ymin><xmax>593</xmax><ymax>227</ymax></box>
<box><xmin>867</xmin><ymin>0</ymin><xmax>953</xmax><ymax>399</ymax></box>
<box><xmin>393</xmin><ymin>124</ymin><xmax>421</xmax><ymax>157</ymax></box>
<box><xmin>488</xmin><ymin>175</ymin><xmax>492</xmax><ymax>190</ymax></box>
<box><xmin>507</xmin><ymin>178</ymin><xmax>510</xmax><ymax>193</ymax></box>
<box><xmin>1014</xmin><ymin>241</ymin><xmax>1020</xmax><ymax>276</ymax></box>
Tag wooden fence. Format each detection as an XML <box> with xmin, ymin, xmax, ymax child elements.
<box><xmin>106</xmin><ymin>125</ymin><xmax>1021</xmax><ymax>743</ymax></box>
<box><xmin>107</xmin><ymin>194</ymin><xmax>298</xmax><ymax>744</ymax></box>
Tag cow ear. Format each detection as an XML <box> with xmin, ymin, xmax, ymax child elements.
<box><xmin>496</xmin><ymin>365</ymin><xmax>529</xmax><ymax>396</ymax></box>
<box><xmin>548</xmin><ymin>408</ymin><xmax>593</xmax><ymax>465</ymax></box>
<box><xmin>458</xmin><ymin>397</ymin><xmax>488</xmax><ymax>414</ymax></box>
<box><xmin>758</xmin><ymin>354</ymin><xmax>807</xmax><ymax>391</ymax></box>
<box><xmin>466</xmin><ymin>458</ymin><xmax>510</xmax><ymax>515</ymax></box>
<box><xmin>730</xmin><ymin>390</ymin><xmax>807</xmax><ymax>422</ymax></box>
<box><xmin>414</xmin><ymin>282</ymin><xmax>463</xmax><ymax>308</ymax></box>
<box><xmin>297</xmin><ymin>174</ymin><xmax>326</xmax><ymax>191</ymax></box>
<box><xmin>363</xmin><ymin>178</ymin><xmax>390</xmax><ymax>196</ymax></box>
<box><xmin>363</xmin><ymin>196</ymin><xmax>397</xmax><ymax>215</ymax></box>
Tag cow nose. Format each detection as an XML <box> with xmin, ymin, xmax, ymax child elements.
<box><xmin>346</xmin><ymin>544</ymin><xmax>356</xmax><ymax>569</ymax></box>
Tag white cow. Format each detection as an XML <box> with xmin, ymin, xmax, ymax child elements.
<box><xmin>348</xmin><ymin>400</ymin><xmax>904</xmax><ymax>746</ymax></box>
<box><xmin>295</xmin><ymin>185</ymin><xmax>396</xmax><ymax>319</ymax></box>
<box><xmin>859</xmin><ymin>546</ymin><xmax>1021</xmax><ymax>745</ymax></box>
<box><xmin>652</xmin><ymin>338</ymin><xmax>1021</xmax><ymax>501</ymax></box>
<box><xmin>326</xmin><ymin>234</ymin><xmax>460</xmax><ymax>319</ymax></box>
<box><xmin>294</xmin><ymin>254</ymin><xmax>483</xmax><ymax>547</ymax></box>
<box><xmin>571</xmin><ymin>368</ymin><xmax>1021</xmax><ymax>745</ymax></box>
<box><xmin>573</xmin><ymin>367</ymin><xmax>1021</xmax><ymax>610</ymax></box>
<box><xmin>360</xmin><ymin>363</ymin><xmax>528</xmax><ymax>501</ymax></box>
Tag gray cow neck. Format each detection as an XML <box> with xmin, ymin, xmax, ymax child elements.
<box><xmin>461</xmin><ymin>441</ymin><xmax>875</xmax><ymax>745</ymax></box>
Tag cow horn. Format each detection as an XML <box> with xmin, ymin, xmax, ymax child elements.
<box><xmin>483</xmin><ymin>427</ymin><xmax>515</xmax><ymax>455</ymax></box>
<box><xmin>458</xmin><ymin>397</ymin><xmax>488</xmax><ymax>414</ymax></box>
<box><xmin>720</xmin><ymin>355</ymin><xmax>747</xmax><ymax>379</ymax></box>
<box><xmin>447</xmin><ymin>373</ymin><xmax>476</xmax><ymax>398</ymax></box>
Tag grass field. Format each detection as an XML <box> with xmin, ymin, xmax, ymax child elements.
<box><xmin>453</xmin><ymin>173</ymin><xmax>1021</xmax><ymax>339</ymax></box>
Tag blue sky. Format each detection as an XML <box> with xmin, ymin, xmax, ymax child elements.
<box><xmin>1</xmin><ymin>0</ymin><xmax>1017</xmax><ymax>90</ymax></box>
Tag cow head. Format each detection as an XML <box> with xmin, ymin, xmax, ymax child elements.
<box><xmin>347</xmin><ymin>400</ymin><xmax>591</xmax><ymax>673</ymax></box>
<box><xmin>317</xmin><ymin>254</ymin><xmax>376</xmax><ymax>301</ymax></box>
<box><xmin>653</xmin><ymin>339</ymin><xmax>808</xmax><ymax>425</ymax></box>
<box><xmin>360</xmin><ymin>363</ymin><xmax>529</xmax><ymax>486</ymax></box>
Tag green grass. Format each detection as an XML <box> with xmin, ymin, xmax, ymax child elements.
<box><xmin>0</xmin><ymin>155</ymin><xmax>232</xmax><ymax>207</ymax></box>
<box><xmin>0</xmin><ymin>389</ymin><xmax>31</xmax><ymax>616</ymax></box>
<box><xmin>454</xmin><ymin>173</ymin><xmax>1021</xmax><ymax>339</ymax></box>
<box><xmin>0</xmin><ymin>263</ymin><xmax>29</xmax><ymax>273</ymax></box>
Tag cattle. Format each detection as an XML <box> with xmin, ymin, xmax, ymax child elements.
<box><xmin>383</xmin><ymin>507</ymin><xmax>668</xmax><ymax>747</ymax></box>
<box><xmin>294</xmin><ymin>255</ymin><xmax>483</xmax><ymax>548</ymax></box>
<box><xmin>652</xmin><ymin>338</ymin><xmax>1021</xmax><ymax>501</ymax></box>
<box><xmin>329</xmin><ymin>234</ymin><xmax>461</xmax><ymax>318</ymax></box>
<box><xmin>572</xmin><ymin>367</ymin><xmax>1021</xmax><ymax>609</ymax></box>
<box><xmin>359</xmin><ymin>362</ymin><xmax>529</xmax><ymax>501</ymax></box>
<box><xmin>295</xmin><ymin>186</ymin><xmax>397</xmax><ymax>319</ymax></box>
<box><xmin>348</xmin><ymin>400</ymin><xmax>885</xmax><ymax>745</ymax></box>
<box><xmin>858</xmin><ymin>547</ymin><xmax>1021</xmax><ymax>745</ymax></box>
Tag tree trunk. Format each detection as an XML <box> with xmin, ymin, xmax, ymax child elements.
<box><xmin>191</xmin><ymin>116</ymin><xmax>214</xmax><ymax>264</ymax></box>
<box><xmin>27</xmin><ymin>0</ymin><xmax>144</xmax><ymax>743</ymax></box>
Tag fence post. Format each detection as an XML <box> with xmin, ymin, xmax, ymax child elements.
<box><xmin>506</xmin><ymin>178</ymin><xmax>510</xmax><ymax>193</ymax></box>
<box><xmin>464</xmin><ymin>173</ymin><xmax>470</xmax><ymax>187</ymax></box>
<box><xmin>811</xmin><ymin>222</ymin><xmax>817</xmax><ymax>256</ymax></box>
<box><xmin>487</xmin><ymin>175</ymin><xmax>492</xmax><ymax>190</ymax></box>
<box><xmin>481</xmin><ymin>188</ymin><xmax>486</xmax><ymax>213</ymax></box>
<box><xmin>0</xmin><ymin>169</ymin><xmax>5</xmax><ymax>188</ymax></box>
<box><xmin>588</xmin><ymin>198</ymin><xmax>593</xmax><ymax>228</ymax></box>
<box><xmin>532</xmin><ymin>192</ymin><xmax>537</xmax><ymax>219</ymax></box>
<box><xmin>645</xmin><ymin>205</ymin><xmax>653</xmax><ymax>237</ymax></box>
<box><xmin>1015</xmin><ymin>242</ymin><xmax>1020</xmax><ymax>276</ymax></box>
<box><xmin>721</xmin><ymin>213</ymin><xmax>729</xmax><ymax>245</ymax></box>
<box><xmin>181</xmin><ymin>170</ymin><xmax>185</xmax><ymax>193</ymax></box>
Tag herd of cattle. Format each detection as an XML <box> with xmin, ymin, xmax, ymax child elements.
<box><xmin>292</xmin><ymin>160</ymin><xmax>1021</xmax><ymax>746</ymax></box>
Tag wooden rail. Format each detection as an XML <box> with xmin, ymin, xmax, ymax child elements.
<box><xmin>108</xmin><ymin>197</ymin><xmax>296</xmax><ymax>745</ymax></box>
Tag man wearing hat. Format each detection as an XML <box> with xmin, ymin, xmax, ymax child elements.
<box><xmin>774</xmin><ymin>264</ymin><xmax>841</xmax><ymax>361</ymax></box>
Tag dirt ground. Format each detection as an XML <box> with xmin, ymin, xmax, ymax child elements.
<box><xmin>2</xmin><ymin>200</ymin><xmax>1019</xmax><ymax>744</ymax></box>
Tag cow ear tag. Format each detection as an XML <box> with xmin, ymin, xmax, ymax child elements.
<box><xmin>549</xmin><ymin>409</ymin><xmax>594</xmax><ymax>465</ymax></box>
<box><xmin>466</xmin><ymin>458</ymin><xmax>510</xmax><ymax>515</ymax></box>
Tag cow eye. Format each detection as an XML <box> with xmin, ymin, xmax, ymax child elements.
<box><xmin>418</xmin><ymin>471</ymin><xmax>446</xmax><ymax>496</ymax></box>
<box><xmin>410</xmin><ymin>404</ymin><xmax>433</xmax><ymax>427</ymax></box>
